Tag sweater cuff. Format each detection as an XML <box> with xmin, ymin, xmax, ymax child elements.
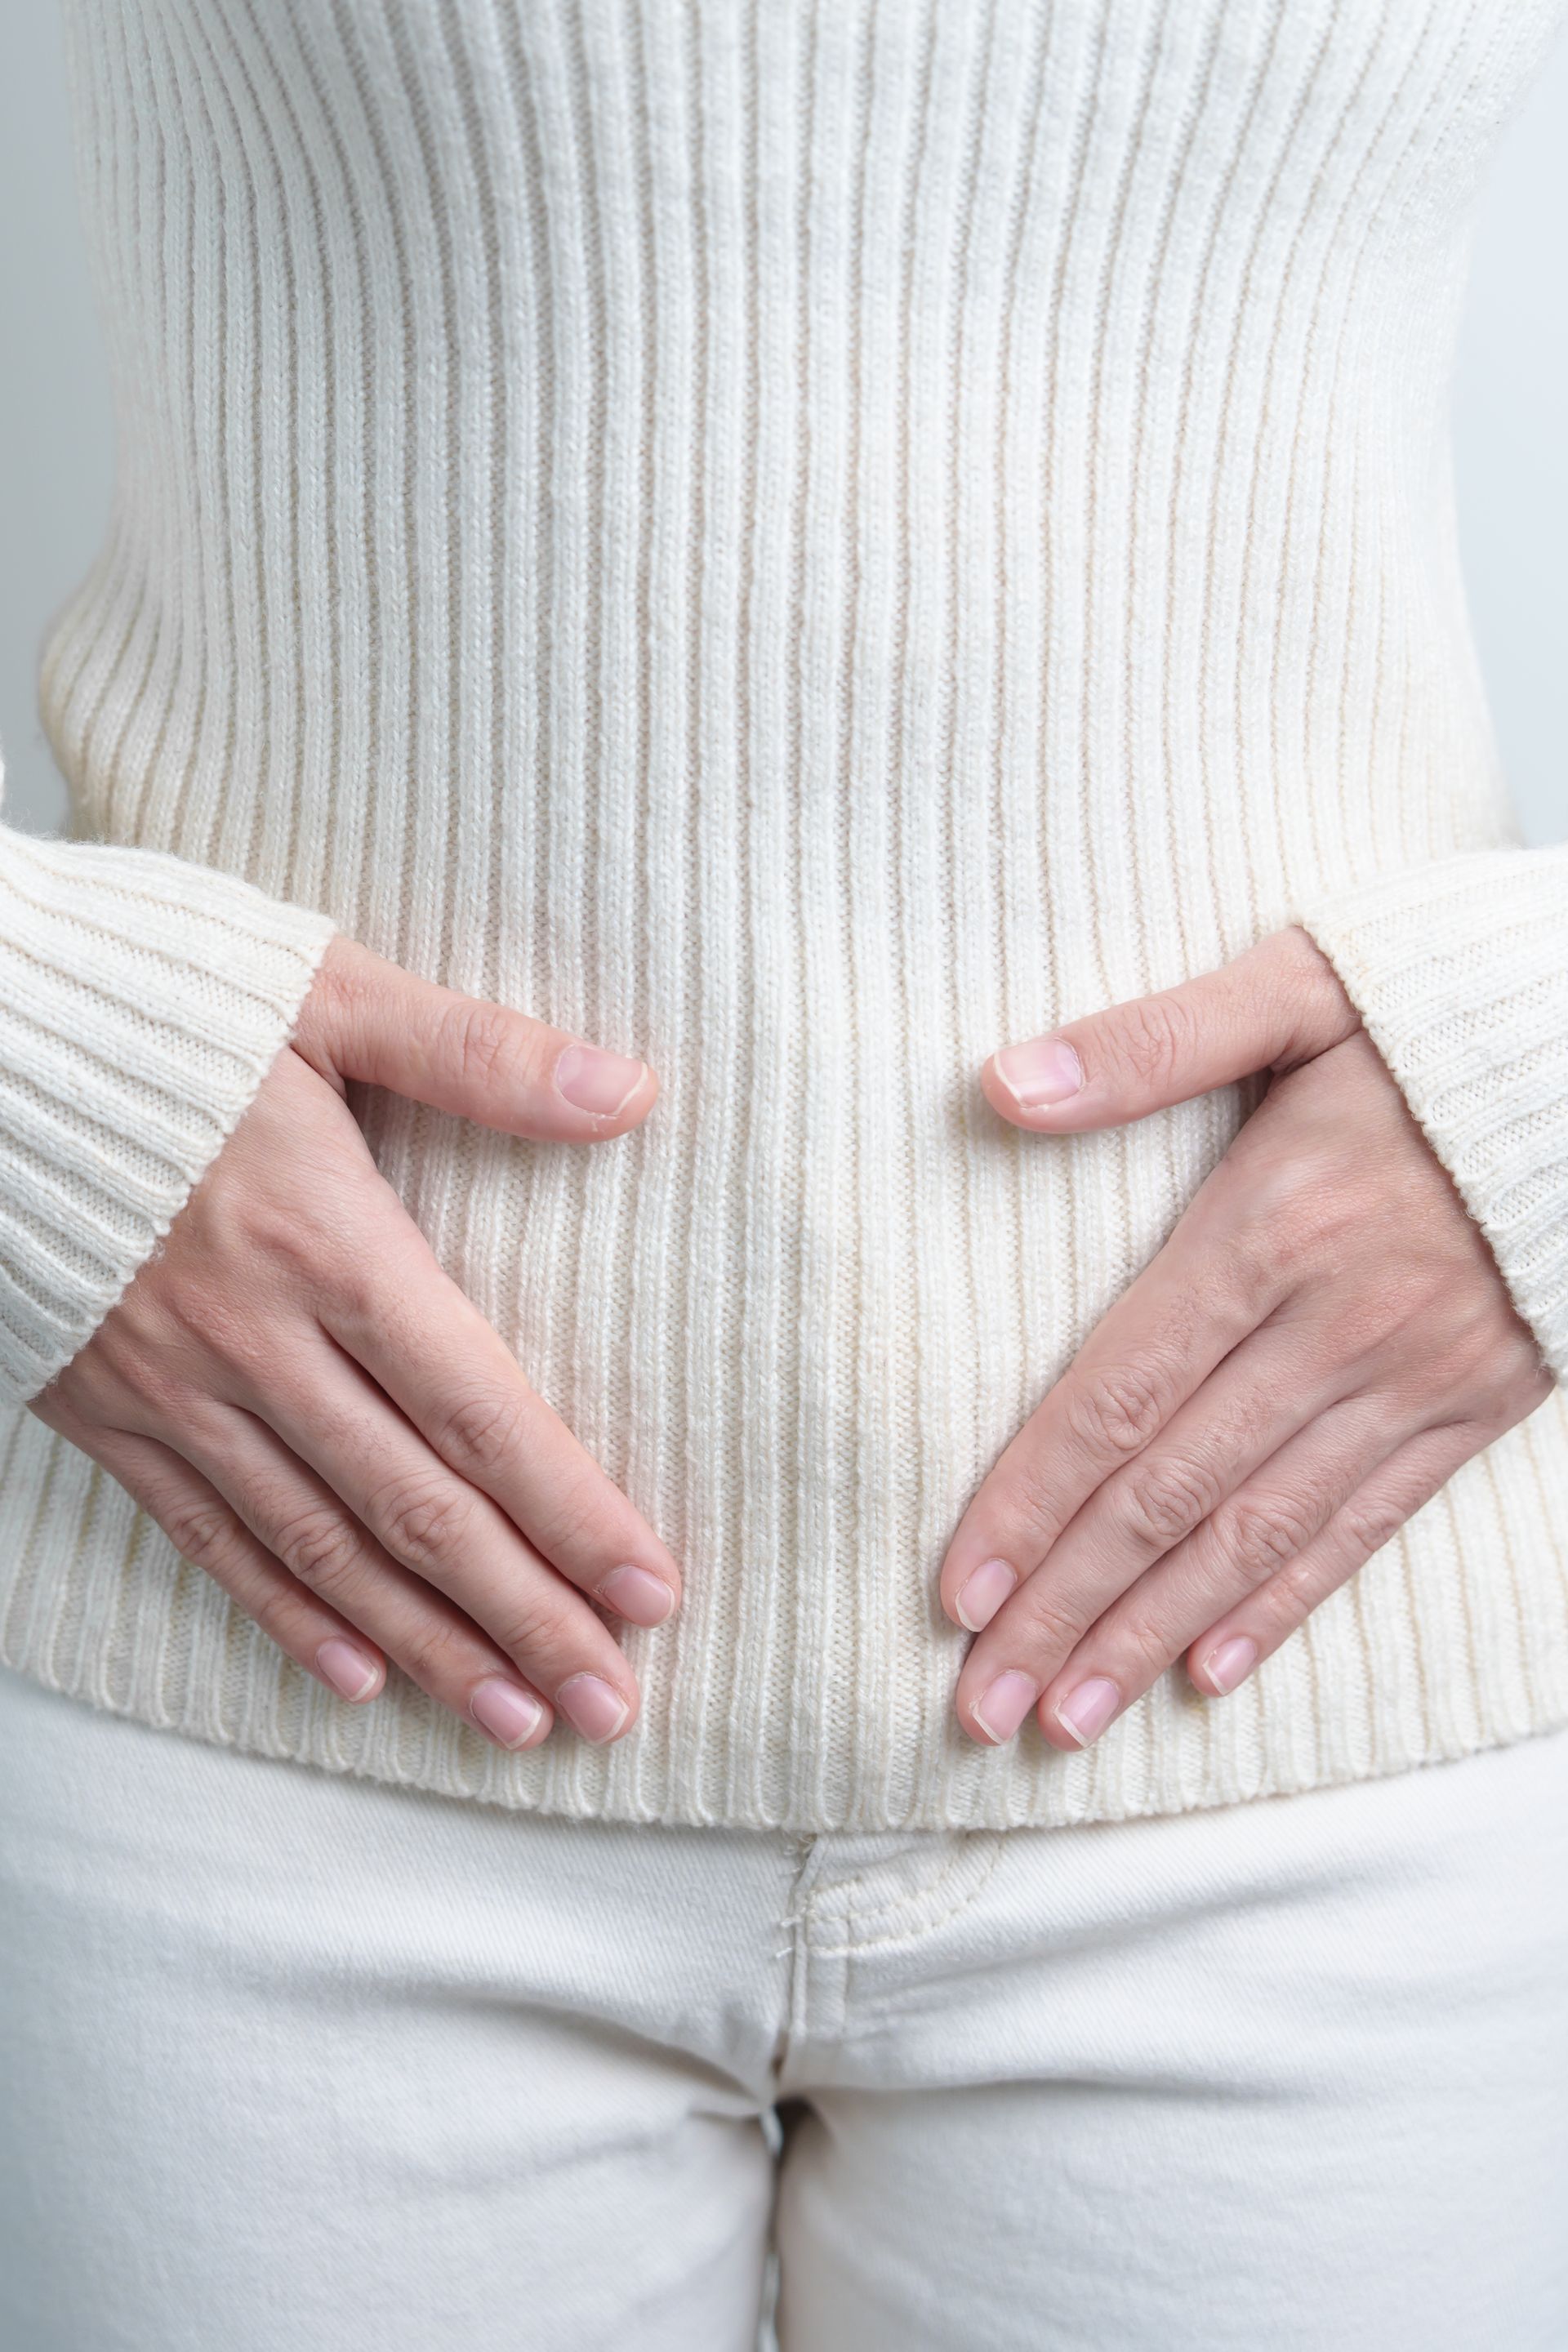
<box><xmin>0</xmin><ymin>827</ymin><xmax>338</xmax><ymax>1404</ymax></box>
<box><xmin>1293</xmin><ymin>845</ymin><xmax>1568</xmax><ymax>1384</ymax></box>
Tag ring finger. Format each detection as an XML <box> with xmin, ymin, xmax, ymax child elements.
<box><xmin>953</xmin><ymin>1324</ymin><xmax>1361</xmax><ymax>1717</ymax></box>
<box><xmin>963</xmin><ymin>1396</ymin><xmax>1405</xmax><ymax>1748</ymax></box>
<box><xmin>75</xmin><ymin>1422</ymin><xmax>394</xmax><ymax>1709</ymax></box>
<box><xmin>1183</xmin><ymin>1421</ymin><xmax>1483</xmax><ymax>1699</ymax></box>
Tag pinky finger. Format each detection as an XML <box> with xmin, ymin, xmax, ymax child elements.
<box><xmin>1185</xmin><ymin>1423</ymin><xmax>1481</xmax><ymax>1697</ymax></box>
<box><xmin>87</xmin><ymin>1427</ymin><xmax>390</xmax><ymax>1706</ymax></box>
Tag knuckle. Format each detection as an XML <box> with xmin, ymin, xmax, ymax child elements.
<box><xmin>159</xmin><ymin>1497</ymin><xmax>238</xmax><ymax>1569</ymax></box>
<box><xmin>1112</xmin><ymin>991</ymin><xmax>1198</xmax><ymax>1093</ymax></box>
<box><xmin>370</xmin><ymin>1472</ymin><xmax>479</xmax><ymax>1575</ymax></box>
<box><xmin>441</xmin><ymin>999</ymin><xmax>542</xmax><ymax>1098</ymax></box>
<box><xmin>432</xmin><ymin>1386</ymin><xmax>531</xmax><ymax>1481</ymax></box>
<box><xmin>1215</xmin><ymin>1493</ymin><xmax>1314</xmax><ymax>1580</ymax></box>
<box><xmin>1334</xmin><ymin>1492</ymin><xmax>1408</xmax><ymax>1562</ymax></box>
<box><xmin>1069</xmin><ymin>1363</ymin><xmax>1167</xmax><ymax>1460</ymax></box>
<box><xmin>270</xmin><ymin>1503</ymin><xmax>366</xmax><ymax>1595</ymax></box>
<box><xmin>1113</xmin><ymin>1454</ymin><xmax>1219</xmax><ymax>1552</ymax></box>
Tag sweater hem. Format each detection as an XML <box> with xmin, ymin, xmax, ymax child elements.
<box><xmin>2</xmin><ymin>1647</ymin><xmax>1565</xmax><ymax>1836</ymax></box>
<box><xmin>2</xmin><ymin>1392</ymin><xmax>1566</xmax><ymax>1834</ymax></box>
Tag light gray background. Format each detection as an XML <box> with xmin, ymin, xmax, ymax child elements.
<box><xmin>2</xmin><ymin>7</ymin><xmax>1564</xmax><ymax>846</ymax></box>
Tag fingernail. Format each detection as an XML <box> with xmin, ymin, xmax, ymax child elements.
<box><xmin>992</xmin><ymin>1036</ymin><xmax>1083</xmax><ymax>1111</ymax></box>
<box><xmin>598</xmin><ymin>1564</ymin><xmax>675</xmax><ymax>1627</ymax></box>
<box><xmin>557</xmin><ymin>1673</ymin><xmax>630</xmax><ymax>1744</ymax></box>
<box><xmin>970</xmin><ymin>1669</ymin><xmax>1039</xmax><ymax>1745</ymax></box>
<box><xmin>1202</xmin><ymin>1635</ymin><xmax>1258</xmax><ymax>1695</ymax></box>
<box><xmin>1053</xmin><ymin>1675</ymin><xmax>1120</xmax><ymax>1747</ymax></box>
<box><xmin>555</xmin><ymin>1044</ymin><xmax>647</xmax><ymax>1117</ymax></box>
<box><xmin>315</xmin><ymin>1637</ymin><xmax>381</xmax><ymax>1701</ymax></box>
<box><xmin>470</xmin><ymin>1677</ymin><xmax>546</xmax><ymax>1750</ymax></box>
<box><xmin>955</xmin><ymin>1557</ymin><xmax>1018</xmax><ymax>1633</ymax></box>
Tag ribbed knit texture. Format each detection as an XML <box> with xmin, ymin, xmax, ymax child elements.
<box><xmin>1296</xmin><ymin>845</ymin><xmax>1568</xmax><ymax>1383</ymax></box>
<box><xmin>2</xmin><ymin>0</ymin><xmax>1566</xmax><ymax>1830</ymax></box>
<box><xmin>0</xmin><ymin>822</ymin><xmax>336</xmax><ymax>1400</ymax></box>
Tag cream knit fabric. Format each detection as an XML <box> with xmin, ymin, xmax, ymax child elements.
<box><xmin>1</xmin><ymin>0</ymin><xmax>1566</xmax><ymax>1832</ymax></box>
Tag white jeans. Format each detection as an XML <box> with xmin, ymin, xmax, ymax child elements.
<box><xmin>2</xmin><ymin>1666</ymin><xmax>1566</xmax><ymax>2351</ymax></box>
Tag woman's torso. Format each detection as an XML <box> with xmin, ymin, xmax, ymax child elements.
<box><xmin>8</xmin><ymin>0</ymin><xmax>1566</xmax><ymax>1829</ymax></box>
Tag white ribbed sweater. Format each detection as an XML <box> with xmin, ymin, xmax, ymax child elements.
<box><xmin>1</xmin><ymin>0</ymin><xmax>1566</xmax><ymax>1831</ymax></box>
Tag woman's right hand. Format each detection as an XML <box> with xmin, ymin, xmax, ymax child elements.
<box><xmin>27</xmin><ymin>936</ymin><xmax>679</xmax><ymax>1754</ymax></box>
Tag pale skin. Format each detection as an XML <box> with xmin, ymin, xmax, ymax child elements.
<box><xmin>29</xmin><ymin>936</ymin><xmax>682</xmax><ymax>1755</ymax></box>
<box><xmin>942</xmin><ymin>924</ymin><xmax>1552</xmax><ymax>1751</ymax></box>
<box><xmin>29</xmin><ymin>924</ymin><xmax>1548</xmax><ymax>1759</ymax></box>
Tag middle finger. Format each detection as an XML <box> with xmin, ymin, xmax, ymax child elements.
<box><xmin>962</xmin><ymin>1393</ymin><xmax>1405</xmax><ymax>1747</ymax></box>
<box><xmin>954</xmin><ymin>1318</ymin><xmax>1339</xmax><ymax>1687</ymax></box>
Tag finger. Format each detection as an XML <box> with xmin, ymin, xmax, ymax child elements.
<box><xmin>957</xmin><ymin>1399</ymin><xmax>1395</xmax><ymax>1748</ymax></box>
<box><xmin>1029</xmin><ymin>1401</ymin><xmax>1409</xmax><ymax>1749</ymax></box>
<box><xmin>165</xmin><ymin>1401</ymin><xmax>562</xmax><ymax>1750</ymax></box>
<box><xmin>981</xmin><ymin>927</ymin><xmax>1357</xmax><ymax>1134</ymax></box>
<box><xmin>1183</xmin><ymin>1423</ymin><xmax>1483</xmax><ymax>1698</ymax></box>
<box><xmin>207</xmin><ymin>1343</ymin><xmax>644</xmax><ymax>1744</ymax></box>
<box><xmin>67</xmin><ymin>1421</ymin><xmax>390</xmax><ymax>1710</ymax></box>
<box><xmin>293</xmin><ymin>934</ymin><xmax>658</xmax><ymax>1141</ymax></box>
<box><xmin>940</xmin><ymin>1178</ymin><xmax>1279</xmax><ymax>1619</ymax></box>
<box><xmin>951</xmin><ymin>1321</ymin><xmax>1347</xmax><ymax>1696</ymax></box>
<box><xmin>318</xmin><ymin>1215</ymin><xmax>681</xmax><ymax>1627</ymax></box>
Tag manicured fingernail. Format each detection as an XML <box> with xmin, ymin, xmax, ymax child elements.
<box><xmin>992</xmin><ymin>1036</ymin><xmax>1082</xmax><ymax>1111</ymax></box>
<box><xmin>555</xmin><ymin>1044</ymin><xmax>647</xmax><ymax>1116</ymax></box>
<box><xmin>598</xmin><ymin>1564</ymin><xmax>676</xmax><ymax>1627</ymax></box>
<box><xmin>315</xmin><ymin>1637</ymin><xmax>381</xmax><ymax>1701</ymax></box>
<box><xmin>970</xmin><ymin>1670</ymin><xmax>1040</xmax><ymax>1745</ymax></box>
<box><xmin>557</xmin><ymin>1673</ymin><xmax>630</xmax><ymax>1744</ymax></box>
<box><xmin>955</xmin><ymin>1557</ymin><xmax>1018</xmax><ymax>1633</ymax></box>
<box><xmin>470</xmin><ymin>1677</ymin><xmax>546</xmax><ymax>1750</ymax></box>
<box><xmin>1053</xmin><ymin>1675</ymin><xmax>1120</xmax><ymax>1746</ymax></box>
<box><xmin>1202</xmin><ymin>1636</ymin><xmax>1258</xmax><ymax>1695</ymax></box>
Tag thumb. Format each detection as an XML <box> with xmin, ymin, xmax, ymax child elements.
<box><xmin>292</xmin><ymin>936</ymin><xmax>658</xmax><ymax>1140</ymax></box>
<box><xmin>981</xmin><ymin>927</ymin><xmax>1359</xmax><ymax>1134</ymax></box>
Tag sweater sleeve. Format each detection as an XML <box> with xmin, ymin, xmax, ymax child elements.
<box><xmin>0</xmin><ymin>786</ymin><xmax>338</xmax><ymax>1407</ymax></box>
<box><xmin>1292</xmin><ymin>843</ymin><xmax>1568</xmax><ymax>1384</ymax></box>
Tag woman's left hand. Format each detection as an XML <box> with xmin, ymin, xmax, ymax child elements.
<box><xmin>941</xmin><ymin>925</ymin><xmax>1552</xmax><ymax>1752</ymax></box>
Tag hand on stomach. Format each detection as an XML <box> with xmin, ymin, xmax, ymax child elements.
<box><xmin>942</xmin><ymin>927</ymin><xmax>1551</xmax><ymax>1751</ymax></box>
<box><xmin>29</xmin><ymin>936</ymin><xmax>679</xmax><ymax>1754</ymax></box>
